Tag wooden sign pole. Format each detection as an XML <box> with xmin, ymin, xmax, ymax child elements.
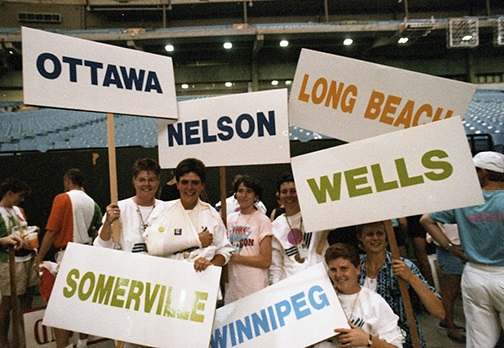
<box><xmin>106</xmin><ymin>113</ymin><xmax>121</xmax><ymax>248</ymax></box>
<box><xmin>8</xmin><ymin>247</ymin><xmax>20</xmax><ymax>348</ymax></box>
<box><xmin>219</xmin><ymin>167</ymin><xmax>228</xmax><ymax>299</ymax></box>
<box><xmin>384</xmin><ymin>220</ymin><xmax>421</xmax><ymax>348</ymax></box>
<box><xmin>106</xmin><ymin>113</ymin><xmax>125</xmax><ymax>348</ymax></box>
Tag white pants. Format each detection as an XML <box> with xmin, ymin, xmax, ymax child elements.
<box><xmin>462</xmin><ymin>262</ymin><xmax>504</xmax><ymax>348</ymax></box>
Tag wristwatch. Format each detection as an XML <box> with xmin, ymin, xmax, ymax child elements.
<box><xmin>367</xmin><ymin>334</ymin><xmax>373</xmax><ymax>347</ymax></box>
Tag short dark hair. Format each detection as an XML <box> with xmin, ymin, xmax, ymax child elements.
<box><xmin>175</xmin><ymin>158</ymin><xmax>206</xmax><ymax>183</ymax></box>
<box><xmin>276</xmin><ymin>172</ymin><xmax>294</xmax><ymax>194</ymax></box>
<box><xmin>132</xmin><ymin>158</ymin><xmax>161</xmax><ymax>179</ymax></box>
<box><xmin>64</xmin><ymin>169</ymin><xmax>85</xmax><ymax>187</ymax></box>
<box><xmin>0</xmin><ymin>178</ymin><xmax>30</xmax><ymax>199</ymax></box>
<box><xmin>324</xmin><ymin>243</ymin><xmax>360</xmax><ymax>268</ymax></box>
<box><xmin>233</xmin><ymin>174</ymin><xmax>263</xmax><ymax>199</ymax></box>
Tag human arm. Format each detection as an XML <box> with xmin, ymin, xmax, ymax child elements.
<box><xmin>335</xmin><ymin>323</ymin><xmax>399</xmax><ymax>348</ymax></box>
<box><xmin>35</xmin><ymin>230</ymin><xmax>57</xmax><ymax>272</ymax></box>
<box><xmin>96</xmin><ymin>203</ymin><xmax>120</xmax><ymax>243</ymax></box>
<box><xmin>269</xmin><ymin>236</ymin><xmax>284</xmax><ymax>284</ymax></box>
<box><xmin>392</xmin><ymin>258</ymin><xmax>445</xmax><ymax>320</ymax></box>
<box><xmin>230</xmin><ymin>236</ymin><xmax>272</xmax><ymax>269</ymax></box>
<box><xmin>419</xmin><ymin>213</ymin><xmax>467</xmax><ymax>261</ymax></box>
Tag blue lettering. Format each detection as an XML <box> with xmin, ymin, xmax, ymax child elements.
<box><xmin>257</xmin><ymin>111</ymin><xmax>276</xmax><ymax>137</ymax></box>
<box><xmin>267</xmin><ymin>305</ymin><xmax>278</xmax><ymax>330</ymax></box>
<box><xmin>202</xmin><ymin>119</ymin><xmax>217</xmax><ymax>143</ymax></box>
<box><xmin>84</xmin><ymin>60</ymin><xmax>103</xmax><ymax>85</ymax></box>
<box><xmin>167</xmin><ymin>123</ymin><xmax>184</xmax><ymax>146</ymax></box>
<box><xmin>36</xmin><ymin>53</ymin><xmax>61</xmax><ymax>80</ymax></box>
<box><xmin>236</xmin><ymin>317</ymin><xmax>253</xmax><ymax>344</ymax></box>
<box><xmin>308</xmin><ymin>285</ymin><xmax>330</xmax><ymax>310</ymax></box>
<box><xmin>103</xmin><ymin>65</ymin><xmax>123</xmax><ymax>89</ymax></box>
<box><xmin>291</xmin><ymin>291</ymin><xmax>311</xmax><ymax>319</ymax></box>
<box><xmin>274</xmin><ymin>300</ymin><xmax>291</xmax><ymax>327</ymax></box>
<box><xmin>217</xmin><ymin>116</ymin><xmax>233</xmax><ymax>141</ymax></box>
<box><xmin>120</xmin><ymin>67</ymin><xmax>145</xmax><ymax>91</ymax></box>
<box><xmin>62</xmin><ymin>56</ymin><xmax>83</xmax><ymax>83</ymax></box>
<box><xmin>251</xmin><ymin>309</ymin><xmax>270</xmax><ymax>337</ymax></box>
<box><xmin>228</xmin><ymin>321</ymin><xmax>237</xmax><ymax>347</ymax></box>
<box><xmin>210</xmin><ymin>326</ymin><xmax>227</xmax><ymax>348</ymax></box>
<box><xmin>145</xmin><ymin>71</ymin><xmax>163</xmax><ymax>93</ymax></box>
<box><xmin>185</xmin><ymin>121</ymin><xmax>200</xmax><ymax>145</ymax></box>
<box><xmin>235</xmin><ymin>113</ymin><xmax>255</xmax><ymax>139</ymax></box>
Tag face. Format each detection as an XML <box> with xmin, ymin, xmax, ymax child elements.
<box><xmin>357</xmin><ymin>223</ymin><xmax>387</xmax><ymax>253</ymax></box>
<box><xmin>4</xmin><ymin>191</ymin><xmax>25</xmax><ymax>207</ymax></box>
<box><xmin>177</xmin><ymin>172</ymin><xmax>204</xmax><ymax>210</ymax></box>
<box><xmin>235</xmin><ymin>183</ymin><xmax>258</xmax><ymax>212</ymax></box>
<box><xmin>328</xmin><ymin>257</ymin><xmax>360</xmax><ymax>294</ymax></box>
<box><xmin>278</xmin><ymin>181</ymin><xmax>299</xmax><ymax>210</ymax></box>
<box><xmin>133</xmin><ymin>170</ymin><xmax>160</xmax><ymax>202</ymax></box>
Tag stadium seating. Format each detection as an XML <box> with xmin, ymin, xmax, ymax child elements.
<box><xmin>0</xmin><ymin>89</ymin><xmax>503</xmax><ymax>153</ymax></box>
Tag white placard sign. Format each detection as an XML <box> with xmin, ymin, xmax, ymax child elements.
<box><xmin>43</xmin><ymin>243</ymin><xmax>221</xmax><ymax>348</ymax></box>
<box><xmin>211</xmin><ymin>263</ymin><xmax>347</xmax><ymax>348</ymax></box>
<box><xmin>291</xmin><ymin>117</ymin><xmax>484</xmax><ymax>232</ymax></box>
<box><xmin>289</xmin><ymin>49</ymin><xmax>477</xmax><ymax>142</ymax></box>
<box><xmin>157</xmin><ymin>89</ymin><xmax>290</xmax><ymax>168</ymax></box>
<box><xmin>22</xmin><ymin>27</ymin><xmax>178</xmax><ymax>119</ymax></box>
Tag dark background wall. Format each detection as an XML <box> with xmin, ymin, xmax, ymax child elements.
<box><xmin>0</xmin><ymin>139</ymin><xmax>345</xmax><ymax>231</ymax></box>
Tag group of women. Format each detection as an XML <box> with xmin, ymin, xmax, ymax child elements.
<box><xmin>94</xmin><ymin>157</ymin><xmax>444</xmax><ymax>348</ymax></box>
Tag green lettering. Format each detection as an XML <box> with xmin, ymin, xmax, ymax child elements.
<box><xmin>125</xmin><ymin>280</ymin><xmax>144</xmax><ymax>311</ymax></box>
<box><xmin>156</xmin><ymin>285</ymin><xmax>167</xmax><ymax>315</ymax></box>
<box><xmin>306</xmin><ymin>173</ymin><xmax>342</xmax><ymax>204</ymax></box>
<box><xmin>144</xmin><ymin>283</ymin><xmax>160</xmax><ymax>313</ymax></box>
<box><xmin>63</xmin><ymin>268</ymin><xmax>79</xmax><ymax>298</ymax></box>
<box><xmin>110</xmin><ymin>277</ymin><xmax>129</xmax><ymax>308</ymax></box>
<box><xmin>163</xmin><ymin>286</ymin><xmax>175</xmax><ymax>317</ymax></box>
<box><xmin>371</xmin><ymin>163</ymin><xmax>399</xmax><ymax>192</ymax></box>
<box><xmin>190</xmin><ymin>291</ymin><xmax>208</xmax><ymax>323</ymax></box>
<box><xmin>92</xmin><ymin>274</ymin><xmax>115</xmax><ymax>305</ymax></box>
<box><xmin>396</xmin><ymin>158</ymin><xmax>424</xmax><ymax>187</ymax></box>
<box><xmin>78</xmin><ymin>271</ymin><xmax>96</xmax><ymax>301</ymax></box>
<box><xmin>422</xmin><ymin>149</ymin><xmax>453</xmax><ymax>181</ymax></box>
<box><xmin>345</xmin><ymin>167</ymin><xmax>372</xmax><ymax>197</ymax></box>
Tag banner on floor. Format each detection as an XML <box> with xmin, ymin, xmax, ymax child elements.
<box><xmin>291</xmin><ymin>117</ymin><xmax>484</xmax><ymax>232</ymax></box>
<box><xmin>211</xmin><ymin>263</ymin><xmax>347</xmax><ymax>348</ymax></box>
<box><xmin>43</xmin><ymin>243</ymin><xmax>221</xmax><ymax>348</ymax></box>
<box><xmin>289</xmin><ymin>49</ymin><xmax>477</xmax><ymax>142</ymax></box>
<box><xmin>158</xmin><ymin>89</ymin><xmax>290</xmax><ymax>168</ymax></box>
<box><xmin>22</xmin><ymin>27</ymin><xmax>178</xmax><ymax>119</ymax></box>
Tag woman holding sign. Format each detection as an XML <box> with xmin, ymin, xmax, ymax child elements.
<box><xmin>315</xmin><ymin>243</ymin><xmax>404</xmax><ymax>348</ymax></box>
<box><xmin>224</xmin><ymin>174</ymin><xmax>272</xmax><ymax>304</ymax></box>
<box><xmin>269</xmin><ymin>173</ymin><xmax>328</xmax><ymax>284</ymax></box>
<box><xmin>356</xmin><ymin>221</ymin><xmax>444</xmax><ymax>348</ymax></box>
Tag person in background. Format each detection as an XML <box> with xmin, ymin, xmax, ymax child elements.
<box><xmin>427</xmin><ymin>223</ymin><xmax>466</xmax><ymax>344</ymax></box>
<box><xmin>420</xmin><ymin>151</ymin><xmax>504</xmax><ymax>348</ymax></box>
<box><xmin>159</xmin><ymin>169</ymin><xmax>180</xmax><ymax>201</ymax></box>
<box><xmin>215</xmin><ymin>174</ymin><xmax>267</xmax><ymax>219</ymax></box>
<box><xmin>315</xmin><ymin>243</ymin><xmax>404</xmax><ymax>348</ymax></box>
<box><xmin>224</xmin><ymin>174</ymin><xmax>272</xmax><ymax>304</ymax></box>
<box><xmin>36</xmin><ymin>169</ymin><xmax>102</xmax><ymax>348</ymax></box>
<box><xmin>94</xmin><ymin>158</ymin><xmax>162</xmax><ymax>254</ymax></box>
<box><xmin>0</xmin><ymin>178</ymin><xmax>37</xmax><ymax>348</ymax></box>
<box><xmin>404</xmin><ymin>215</ymin><xmax>435</xmax><ymax>286</ymax></box>
<box><xmin>356</xmin><ymin>220</ymin><xmax>444</xmax><ymax>348</ymax></box>
<box><xmin>269</xmin><ymin>173</ymin><xmax>328</xmax><ymax>284</ymax></box>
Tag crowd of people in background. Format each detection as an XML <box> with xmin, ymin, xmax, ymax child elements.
<box><xmin>0</xmin><ymin>150</ymin><xmax>502</xmax><ymax>348</ymax></box>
